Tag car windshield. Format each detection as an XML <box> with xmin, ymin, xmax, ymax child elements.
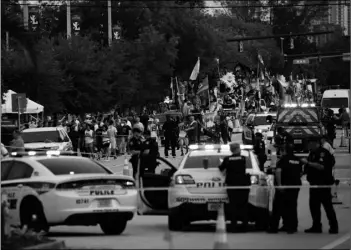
<box><xmin>322</xmin><ymin>98</ymin><xmax>348</xmax><ymax>108</ymax></box>
<box><xmin>37</xmin><ymin>158</ymin><xmax>112</xmax><ymax>175</ymax></box>
<box><xmin>183</xmin><ymin>153</ymin><xmax>252</xmax><ymax>169</ymax></box>
<box><xmin>22</xmin><ymin>131</ymin><xmax>62</xmax><ymax>143</ymax></box>
<box><xmin>254</xmin><ymin>116</ymin><xmax>275</xmax><ymax>126</ymax></box>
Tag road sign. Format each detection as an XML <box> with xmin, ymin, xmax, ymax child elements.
<box><xmin>293</xmin><ymin>59</ymin><xmax>310</xmax><ymax>64</ymax></box>
<box><xmin>11</xmin><ymin>93</ymin><xmax>27</xmax><ymax>113</ymax></box>
<box><xmin>342</xmin><ymin>53</ymin><xmax>350</xmax><ymax>61</ymax></box>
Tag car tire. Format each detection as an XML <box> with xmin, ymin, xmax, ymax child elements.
<box><xmin>168</xmin><ymin>208</ymin><xmax>184</xmax><ymax>231</ymax></box>
<box><xmin>20</xmin><ymin>197</ymin><xmax>49</xmax><ymax>233</ymax></box>
<box><xmin>100</xmin><ymin>217</ymin><xmax>127</xmax><ymax>235</ymax></box>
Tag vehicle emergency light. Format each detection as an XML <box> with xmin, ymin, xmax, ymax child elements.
<box><xmin>10</xmin><ymin>150</ymin><xmax>73</xmax><ymax>157</ymax></box>
<box><xmin>283</xmin><ymin>103</ymin><xmax>316</xmax><ymax>108</ymax></box>
<box><xmin>188</xmin><ymin>144</ymin><xmax>253</xmax><ymax>151</ymax></box>
<box><xmin>174</xmin><ymin>175</ymin><xmax>196</xmax><ymax>185</ymax></box>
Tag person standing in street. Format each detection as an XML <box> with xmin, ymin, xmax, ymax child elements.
<box><xmin>254</xmin><ymin>132</ymin><xmax>267</xmax><ymax>171</ymax></box>
<box><xmin>84</xmin><ymin>125</ymin><xmax>94</xmax><ymax>158</ymax></box>
<box><xmin>218</xmin><ymin>143</ymin><xmax>250</xmax><ymax>232</ymax></box>
<box><xmin>133</xmin><ymin>117</ymin><xmax>145</xmax><ymax>133</ymax></box>
<box><xmin>163</xmin><ymin>115</ymin><xmax>178</xmax><ymax>158</ymax></box>
<box><xmin>119</xmin><ymin>119</ymin><xmax>131</xmax><ymax>155</ymax></box>
<box><xmin>219</xmin><ymin>116</ymin><xmax>231</xmax><ymax>144</ymax></box>
<box><xmin>128</xmin><ymin>128</ymin><xmax>144</xmax><ymax>178</ymax></box>
<box><xmin>10</xmin><ymin>130</ymin><xmax>25</xmax><ymax>153</ymax></box>
<box><xmin>107</xmin><ymin>120</ymin><xmax>118</xmax><ymax>159</ymax></box>
<box><xmin>301</xmin><ymin>138</ymin><xmax>338</xmax><ymax>234</ymax></box>
<box><xmin>186</xmin><ymin>115</ymin><xmax>199</xmax><ymax>145</ymax></box>
<box><xmin>140</xmin><ymin>130</ymin><xmax>159</xmax><ymax>175</ymax></box>
<box><xmin>268</xmin><ymin>144</ymin><xmax>303</xmax><ymax>234</ymax></box>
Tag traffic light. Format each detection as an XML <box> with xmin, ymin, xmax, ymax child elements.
<box><xmin>238</xmin><ymin>41</ymin><xmax>244</xmax><ymax>53</ymax></box>
<box><xmin>290</xmin><ymin>37</ymin><xmax>294</xmax><ymax>49</ymax></box>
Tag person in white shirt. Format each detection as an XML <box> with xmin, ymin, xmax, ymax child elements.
<box><xmin>148</xmin><ymin>118</ymin><xmax>158</xmax><ymax>141</ymax></box>
<box><xmin>84</xmin><ymin>125</ymin><xmax>94</xmax><ymax>158</ymax></box>
<box><xmin>321</xmin><ymin>135</ymin><xmax>334</xmax><ymax>155</ymax></box>
<box><xmin>107</xmin><ymin>120</ymin><xmax>118</xmax><ymax>159</ymax></box>
<box><xmin>133</xmin><ymin>117</ymin><xmax>145</xmax><ymax>133</ymax></box>
<box><xmin>1</xmin><ymin>143</ymin><xmax>9</xmax><ymax>158</ymax></box>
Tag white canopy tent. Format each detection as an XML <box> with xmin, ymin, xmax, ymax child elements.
<box><xmin>2</xmin><ymin>90</ymin><xmax>44</xmax><ymax>114</ymax></box>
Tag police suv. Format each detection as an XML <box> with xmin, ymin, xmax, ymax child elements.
<box><xmin>135</xmin><ymin>144</ymin><xmax>274</xmax><ymax>231</ymax></box>
<box><xmin>242</xmin><ymin>112</ymin><xmax>276</xmax><ymax>145</ymax></box>
<box><xmin>1</xmin><ymin>151</ymin><xmax>137</xmax><ymax>235</ymax></box>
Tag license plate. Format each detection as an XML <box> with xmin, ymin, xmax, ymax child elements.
<box><xmin>98</xmin><ymin>199</ymin><xmax>112</xmax><ymax>208</ymax></box>
<box><xmin>207</xmin><ymin>203</ymin><xmax>223</xmax><ymax>211</ymax></box>
<box><xmin>294</xmin><ymin>139</ymin><xmax>302</xmax><ymax>144</ymax></box>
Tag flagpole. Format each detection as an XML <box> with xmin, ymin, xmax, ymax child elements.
<box><xmin>175</xmin><ymin>77</ymin><xmax>181</xmax><ymax>110</ymax></box>
<box><xmin>256</xmin><ymin>60</ymin><xmax>260</xmax><ymax>112</ymax></box>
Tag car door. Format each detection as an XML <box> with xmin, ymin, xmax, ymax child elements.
<box><xmin>1</xmin><ymin>160</ymin><xmax>35</xmax><ymax>225</ymax></box>
<box><xmin>243</xmin><ymin>115</ymin><xmax>254</xmax><ymax>144</ymax></box>
<box><xmin>137</xmin><ymin>157</ymin><xmax>177</xmax><ymax>215</ymax></box>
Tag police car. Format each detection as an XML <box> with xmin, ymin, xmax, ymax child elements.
<box><xmin>242</xmin><ymin>112</ymin><xmax>276</xmax><ymax>145</ymax></box>
<box><xmin>22</xmin><ymin>127</ymin><xmax>72</xmax><ymax>151</ymax></box>
<box><xmin>135</xmin><ymin>144</ymin><xmax>273</xmax><ymax>231</ymax></box>
<box><xmin>1</xmin><ymin>151</ymin><xmax>137</xmax><ymax>235</ymax></box>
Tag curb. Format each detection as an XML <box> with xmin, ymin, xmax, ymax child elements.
<box><xmin>23</xmin><ymin>240</ymin><xmax>66</xmax><ymax>249</ymax></box>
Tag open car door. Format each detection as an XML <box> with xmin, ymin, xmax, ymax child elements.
<box><xmin>137</xmin><ymin>157</ymin><xmax>177</xmax><ymax>215</ymax></box>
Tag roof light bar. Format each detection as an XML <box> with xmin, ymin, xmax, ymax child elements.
<box><xmin>10</xmin><ymin>150</ymin><xmax>63</xmax><ymax>157</ymax></box>
<box><xmin>188</xmin><ymin>144</ymin><xmax>253</xmax><ymax>151</ymax></box>
<box><xmin>283</xmin><ymin>103</ymin><xmax>316</xmax><ymax>108</ymax></box>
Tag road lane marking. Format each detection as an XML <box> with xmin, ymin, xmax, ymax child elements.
<box><xmin>319</xmin><ymin>233</ymin><xmax>350</xmax><ymax>249</ymax></box>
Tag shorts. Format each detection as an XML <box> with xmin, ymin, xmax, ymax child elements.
<box><xmin>110</xmin><ymin>138</ymin><xmax>117</xmax><ymax>149</ymax></box>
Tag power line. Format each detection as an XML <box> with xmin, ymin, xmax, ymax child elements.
<box><xmin>1</xmin><ymin>2</ymin><xmax>349</xmax><ymax>9</ymax></box>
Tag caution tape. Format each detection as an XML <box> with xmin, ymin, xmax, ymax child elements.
<box><xmin>1</xmin><ymin>184</ymin><xmax>351</xmax><ymax>194</ymax></box>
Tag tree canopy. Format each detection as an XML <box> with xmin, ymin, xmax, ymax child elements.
<box><xmin>2</xmin><ymin>0</ymin><xmax>349</xmax><ymax>114</ymax></box>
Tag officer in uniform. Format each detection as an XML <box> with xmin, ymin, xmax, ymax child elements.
<box><xmin>274</xmin><ymin>127</ymin><xmax>293</xmax><ymax>157</ymax></box>
<box><xmin>301</xmin><ymin>138</ymin><xmax>338</xmax><ymax>234</ymax></box>
<box><xmin>268</xmin><ymin>144</ymin><xmax>303</xmax><ymax>234</ymax></box>
<box><xmin>140</xmin><ymin>130</ymin><xmax>160</xmax><ymax>175</ymax></box>
<box><xmin>128</xmin><ymin>127</ymin><xmax>144</xmax><ymax>178</ymax></box>
<box><xmin>218</xmin><ymin>143</ymin><xmax>250</xmax><ymax>232</ymax></box>
<box><xmin>254</xmin><ymin>132</ymin><xmax>267</xmax><ymax>171</ymax></box>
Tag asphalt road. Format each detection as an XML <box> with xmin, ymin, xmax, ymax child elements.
<box><xmin>49</xmin><ymin>133</ymin><xmax>350</xmax><ymax>249</ymax></box>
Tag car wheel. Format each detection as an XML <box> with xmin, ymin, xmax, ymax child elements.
<box><xmin>20</xmin><ymin>197</ymin><xmax>49</xmax><ymax>233</ymax></box>
<box><xmin>168</xmin><ymin>208</ymin><xmax>185</xmax><ymax>231</ymax></box>
<box><xmin>100</xmin><ymin>217</ymin><xmax>127</xmax><ymax>235</ymax></box>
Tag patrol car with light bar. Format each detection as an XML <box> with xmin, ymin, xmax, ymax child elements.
<box><xmin>134</xmin><ymin>144</ymin><xmax>274</xmax><ymax>231</ymax></box>
<box><xmin>1</xmin><ymin>151</ymin><xmax>137</xmax><ymax>235</ymax></box>
<box><xmin>272</xmin><ymin>103</ymin><xmax>324</xmax><ymax>152</ymax></box>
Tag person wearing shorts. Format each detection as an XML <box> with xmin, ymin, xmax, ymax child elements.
<box><xmin>102</xmin><ymin>125</ymin><xmax>110</xmax><ymax>161</ymax></box>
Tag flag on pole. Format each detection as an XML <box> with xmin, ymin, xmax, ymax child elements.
<box><xmin>197</xmin><ymin>76</ymin><xmax>209</xmax><ymax>95</ymax></box>
<box><xmin>190</xmin><ymin>57</ymin><xmax>200</xmax><ymax>81</ymax></box>
<box><xmin>258</xmin><ymin>54</ymin><xmax>264</xmax><ymax>65</ymax></box>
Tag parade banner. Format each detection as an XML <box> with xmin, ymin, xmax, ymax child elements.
<box><xmin>112</xmin><ymin>24</ymin><xmax>122</xmax><ymax>40</ymax></box>
<box><xmin>28</xmin><ymin>6</ymin><xmax>40</xmax><ymax>32</ymax></box>
<box><xmin>71</xmin><ymin>13</ymin><xmax>81</xmax><ymax>36</ymax></box>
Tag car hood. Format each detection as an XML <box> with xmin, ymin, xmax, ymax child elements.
<box><xmin>254</xmin><ymin>125</ymin><xmax>271</xmax><ymax>132</ymax></box>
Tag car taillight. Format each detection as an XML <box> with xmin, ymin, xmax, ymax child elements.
<box><xmin>175</xmin><ymin>175</ymin><xmax>195</xmax><ymax>185</ymax></box>
<box><xmin>27</xmin><ymin>182</ymin><xmax>56</xmax><ymax>194</ymax></box>
<box><xmin>122</xmin><ymin>180</ymin><xmax>135</xmax><ymax>189</ymax></box>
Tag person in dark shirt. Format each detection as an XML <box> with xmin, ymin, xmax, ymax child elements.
<box><xmin>119</xmin><ymin>119</ymin><xmax>131</xmax><ymax>155</ymax></box>
<box><xmin>128</xmin><ymin>128</ymin><xmax>144</xmax><ymax>178</ymax></box>
<box><xmin>274</xmin><ymin>127</ymin><xmax>293</xmax><ymax>156</ymax></box>
<box><xmin>325</xmin><ymin>109</ymin><xmax>336</xmax><ymax>148</ymax></box>
<box><xmin>186</xmin><ymin>115</ymin><xmax>199</xmax><ymax>145</ymax></box>
<box><xmin>301</xmin><ymin>138</ymin><xmax>338</xmax><ymax>234</ymax></box>
<box><xmin>140</xmin><ymin>130</ymin><xmax>160</xmax><ymax>175</ymax></box>
<box><xmin>95</xmin><ymin>124</ymin><xmax>103</xmax><ymax>158</ymax></box>
<box><xmin>219</xmin><ymin>116</ymin><xmax>231</xmax><ymax>144</ymax></box>
<box><xmin>163</xmin><ymin>115</ymin><xmax>178</xmax><ymax>158</ymax></box>
<box><xmin>268</xmin><ymin>144</ymin><xmax>303</xmax><ymax>234</ymax></box>
<box><xmin>218</xmin><ymin>143</ymin><xmax>250</xmax><ymax>232</ymax></box>
<box><xmin>253</xmin><ymin>132</ymin><xmax>267</xmax><ymax>171</ymax></box>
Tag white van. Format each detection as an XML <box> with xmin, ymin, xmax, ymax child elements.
<box><xmin>321</xmin><ymin>89</ymin><xmax>350</xmax><ymax>115</ymax></box>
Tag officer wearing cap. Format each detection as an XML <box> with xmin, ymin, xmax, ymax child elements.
<box><xmin>254</xmin><ymin>132</ymin><xmax>267</xmax><ymax>171</ymax></box>
<box><xmin>128</xmin><ymin>127</ymin><xmax>144</xmax><ymax>178</ymax></box>
<box><xmin>140</xmin><ymin>130</ymin><xmax>159</xmax><ymax>175</ymax></box>
<box><xmin>218</xmin><ymin>143</ymin><xmax>250</xmax><ymax>232</ymax></box>
<box><xmin>268</xmin><ymin>143</ymin><xmax>303</xmax><ymax>234</ymax></box>
<box><xmin>301</xmin><ymin>137</ymin><xmax>338</xmax><ymax>234</ymax></box>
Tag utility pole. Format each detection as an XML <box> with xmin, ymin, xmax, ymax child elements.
<box><xmin>280</xmin><ymin>37</ymin><xmax>284</xmax><ymax>55</ymax></box>
<box><xmin>23</xmin><ymin>0</ymin><xmax>29</xmax><ymax>30</ymax></box>
<box><xmin>5</xmin><ymin>32</ymin><xmax>9</xmax><ymax>51</ymax></box>
<box><xmin>66</xmin><ymin>0</ymin><xmax>71</xmax><ymax>39</ymax></box>
<box><xmin>107</xmin><ymin>0</ymin><xmax>112</xmax><ymax>46</ymax></box>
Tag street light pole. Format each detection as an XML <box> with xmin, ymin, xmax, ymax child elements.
<box><xmin>17</xmin><ymin>97</ymin><xmax>21</xmax><ymax>130</ymax></box>
<box><xmin>280</xmin><ymin>37</ymin><xmax>284</xmax><ymax>55</ymax></box>
<box><xmin>66</xmin><ymin>0</ymin><xmax>71</xmax><ymax>39</ymax></box>
<box><xmin>107</xmin><ymin>0</ymin><xmax>112</xmax><ymax>46</ymax></box>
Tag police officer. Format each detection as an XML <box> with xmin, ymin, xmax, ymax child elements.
<box><xmin>268</xmin><ymin>143</ymin><xmax>303</xmax><ymax>234</ymax></box>
<box><xmin>163</xmin><ymin>115</ymin><xmax>178</xmax><ymax>158</ymax></box>
<box><xmin>140</xmin><ymin>130</ymin><xmax>160</xmax><ymax>175</ymax></box>
<box><xmin>301</xmin><ymin>138</ymin><xmax>338</xmax><ymax>234</ymax></box>
<box><xmin>274</xmin><ymin>127</ymin><xmax>293</xmax><ymax>157</ymax></box>
<box><xmin>254</xmin><ymin>132</ymin><xmax>267</xmax><ymax>171</ymax></box>
<box><xmin>218</xmin><ymin>143</ymin><xmax>250</xmax><ymax>232</ymax></box>
<box><xmin>128</xmin><ymin>128</ymin><xmax>144</xmax><ymax>178</ymax></box>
